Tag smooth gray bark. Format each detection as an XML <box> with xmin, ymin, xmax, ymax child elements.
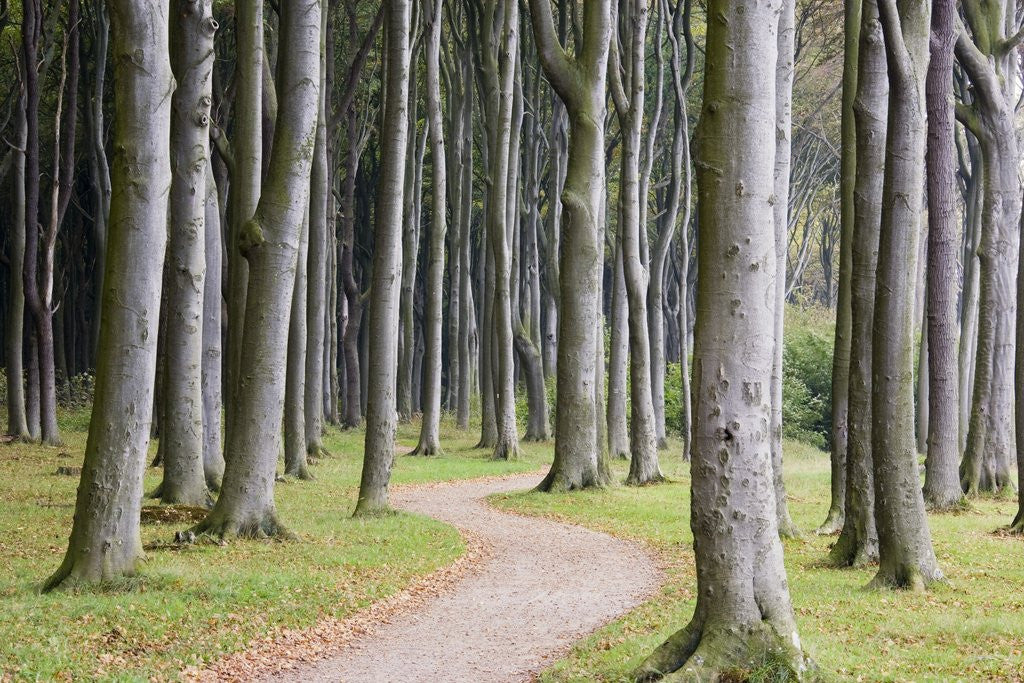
<box><xmin>284</xmin><ymin>209</ymin><xmax>312</xmax><ymax>481</ymax></box>
<box><xmin>869</xmin><ymin>0</ymin><xmax>941</xmax><ymax>590</ymax></box>
<box><xmin>44</xmin><ymin>0</ymin><xmax>173</xmax><ymax>589</ymax></box>
<box><xmin>158</xmin><ymin>0</ymin><xmax>217</xmax><ymax>507</ymax></box>
<box><xmin>636</xmin><ymin>0</ymin><xmax>810</xmax><ymax>673</ymax></box>
<box><xmin>194</xmin><ymin>0</ymin><xmax>321</xmax><ymax>538</ymax></box>
<box><xmin>6</xmin><ymin>90</ymin><xmax>30</xmax><ymax>440</ymax></box>
<box><xmin>201</xmin><ymin>166</ymin><xmax>224</xmax><ymax>491</ymax></box>
<box><xmin>354</xmin><ymin>0</ymin><xmax>412</xmax><ymax>515</ymax></box>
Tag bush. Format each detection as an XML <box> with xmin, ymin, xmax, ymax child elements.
<box><xmin>57</xmin><ymin>372</ymin><xmax>95</xmax><ymax>409</ymax></box>
<box><xmin>782</xmin><ymin>306</ymin><xmax>834</xmax><ymax>450</ymax></box>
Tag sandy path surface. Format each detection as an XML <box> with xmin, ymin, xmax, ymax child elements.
<box><xmin>270</xmin><ymin>473</ymin><xmax>662</xmax><ymax>683</ymax></box>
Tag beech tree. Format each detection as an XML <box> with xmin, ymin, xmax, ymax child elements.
<box><xmin>635</xmin><ymin>0</ymin><xmax>810</xmax><ymax>674</ymax></box>
<box><xmin>44</xmin><ymin>0</ymin><xmax>173</xmax><ymax>590</ymax></box>
<box><xmin>193</xmin><ymin>0</ymin><xmax>321</xmax><ymax>538</ymax></box>
<box><xmin>530</xmin><ymin>0</ymin><xmax>614</xmax><ymax>491</ymax></box>
<box><xmin>355</xmin><ymin>0</ymin><xmax>412</xmax><ymax>515</ymax></box>
<box><xmin>869</xmin><ymin>0</ymin><xmax>941</xmax><ymax>590</ymax></box>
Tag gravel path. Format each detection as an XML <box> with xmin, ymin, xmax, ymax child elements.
<box><xmin>271</xmin><ymin>473</ymin><xmax>662</xmax><ymax>683</ymax></box>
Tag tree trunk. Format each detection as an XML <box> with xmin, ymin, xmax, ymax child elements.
<box><xmin>869</xmin><ymin>0</ymin><xmax>941</xmax><ymax>590</ymax></box>
<box><xmin>284</xmin><ymin>209</ymin><xmax>312</xmax><ymax>481</ymax></box>
<box><xmin>398</xmin><ymin>63</ymin><xmax>421</xmax><ymax>424</ymax></box>
<box><xmin>354</xmin><ymin>0</ymin><xmax>412</xmax><ymax>516</ymax></box>
<box><xmin>44</xmin><ymin>0</ymin><xmax>173</xmax><ymax>590</ymax></box>
<box><xmin>456</xmin><ymin>52</ymin><xmax>474</xmax><ymax>430</ymax></box>
<box><xmin>304</xmin><ymin>5</ymin><xmax>329</xmax><ymax>459</ymax></box>
<box><xmin>607</xmin><ymin>239</ymin><xmax>630</xmax><ymax>459</ymax></box>
<box><xmin>635</xmin><ymin>0</ymin><xmax>810</xmax><ymax>673</ymax></box>
<box><xmin>158</xmin><ymin>0</ymin><xmax>217</xmax><ymax>507</ymax></box>
<box><xmin>830</xmin><ymin>0</ymin><xmax>884</xmax><ymax>568</ymax></box>
<box><xmin>530</xmin><ymin>0</ymin><xmax>614</xmax><ymax>492</ymax></box>
<box><xmin>202</xmin><ymin>165</ymin><xmax>224</xmax><ymax>491</ymax></box>
<box><xmin>194</xmin><ymin>0</ymin><xmax>321</xmax><ymax>538</ymax></box>
<box><xmin>770</xmin><ymin>0</ymin><xmax>798</xmax><ymax>537</ymax></box>
<box><xmin>87</xmin><ymin>1</ymin><xmax>111</xmax><ymax>367</ymax></box>
<box><xmin>413</xmin><ymin>0</ymin><xmax>447</xmax><ymax>456</ymax></box>
<box><xmin>923</xmin><ymin>0</ymin><xmax>962</xmax><ymax>509</ymax></box>
<box><xmin>6</xmin><ymin>89</ymin><xmax>30</xmax><ymax>440</ymax></box>
<box><xmin>225</xmin><ymin>0</ymin><xmax>263</xmax><ymax>450</ymax></box>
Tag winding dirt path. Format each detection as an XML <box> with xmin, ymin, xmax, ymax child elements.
<box><xmin>270</xmin><ymin>473</ymin><xmax>662</xmax><ymax>683</ymax></box>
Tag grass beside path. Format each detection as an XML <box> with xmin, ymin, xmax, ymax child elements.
<box><xmin>491</xmin><ymin>439</ymin><xmax>1024</xmax><ymax>682</ymax></box>
<box><xmin>0</xmin><ymin>411</ymin><xmax>546</xmax><ymax>681</ymax></box>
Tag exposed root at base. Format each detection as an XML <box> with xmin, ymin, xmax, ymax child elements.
<box><xmin>191</xmin><ymin>510</ymin><xmax>298</xmax><ymax>542</ymax></box>
<box><xmin>635</xmin><ymin>619</ymin><xmax>813</xmax><ymax>682</ymax></box>
<box><xmin>814</xmin><ymin>509</ymin><xmax>844</xmax><ymax>536</ymax></box>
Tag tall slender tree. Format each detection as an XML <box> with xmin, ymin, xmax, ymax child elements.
<box><xmin>354</xmin><ymin>0</ymin><xmax>412</xmax><ymax>515</ymax></box>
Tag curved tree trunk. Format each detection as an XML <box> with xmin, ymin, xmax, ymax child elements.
<box><xmin>44</xmin><ymin>0</ymin><xmax>173</xmax><ymax>590</ymax></box>
<box><xmin>354</xmin><ymin>0</ymin><xmax>412</xmax><ymax>516</ymax></box>
<box><xmin>194</xmin><ymin>0</ymin><xmax>321</xmax><ymax>538</ymax></box>
<box><xmin>635</xmin><ymin>0</ymin><xmax>810</xmax><ymax>672</ymax></box>
<box><xmin>530</xmin><ymin>0</ymin><xmax>613</xmax><ymax>492</ymax></box>
<box><xmin>158</xmin><ymin>0</ymin><xmax>217</xmax><ymax>506</ymax></box>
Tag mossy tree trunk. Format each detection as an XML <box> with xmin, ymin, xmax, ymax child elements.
<box><xmin>635</xmin><ymin>0</ymin><xmax>811</xmax><ymax>675</ymax></box>
<box><xmin>868</xmin><ymin>0</ymin><xmax>941</xmax><ymax>591</ymax></box>
<box><xmin>529</xmin><ymin>0</ymin><xmax>614</xmax><ymax>492</ymax></box>
<box><xmin>193</xmin><ymin>0</ymin><xmax>321</xmax><ymax>538</ymax></box>
<box><xmin>44</xmin><ymin>0</ymin><xmax>173</xmax><ymax>590</ymax></box>
<box><xmin>831</xmin><ymin>0</ymin><xmax>885</xmax><ymax>569</ymax></box>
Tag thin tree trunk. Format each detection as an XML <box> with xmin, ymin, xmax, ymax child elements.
<box><xmin>413</xmin><ymin>0</ymin><xmax>447</xmax><ymax>456</ymax></box>
<box><xmin>607</xmin><ymin>238</ymin><xmax>630</xmax><ymax>459</ymax></box>
<box><xmin>202</xmin><ymin>165</ymin><xmax>224</xmax><ymax>491</ymax></box>
<box><xmin>284</xmin><ymin>209</ymin><xmax>312</xmax><ymax>481</ymax></box>
<box><xmin>923</xmin><ymin>0</ymin><xmax>962</xmax><ymax>511</ymax></box>
<box><xmin>158</xmin><ymin>0</ymin><xmax>217</xmax><ymax>506</ymax></box>
<box><xmin>44</xmin><ymin>0</ymin><xmax>173</xmax><ymax>589</ymax></box>
<box><xmin>354</xmin><ymin>0</ymin><xmax>412</xmax><ymax>516</ymax></box>
<box><xmin>6</xmin><ymin>88</ymin><xmax>30</xmax><ymax>440</ymax></box>
<box><xmin>831</xmin><ymin>0</ymin><xmax>884</xmax><ymax>568</ymax></box>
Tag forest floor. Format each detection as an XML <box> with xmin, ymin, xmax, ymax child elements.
<box><xmin>1</xmin><ymin>410</ymin><xmax>1023</xmax><ymax>681</ymax></box>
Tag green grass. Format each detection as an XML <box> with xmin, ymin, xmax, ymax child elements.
<box><xmin>491</xmin><ymin>440</ymin><xmax>1024</xmax><ymax>682</ymax></box>
<box><xmin>0</xmin><ymin>411</ymin><xmax>547</xmax><ymax>681</ymax></box>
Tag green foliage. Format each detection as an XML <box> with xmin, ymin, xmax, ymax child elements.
<box><xmin>781</xmin><ymin>307</ymin><xmax>834</xmax><ymax>450</ymax></box>
<box><xmin>56</xmin><ymin>373</ymin><xmax>95</xmax><ymax>409</ymax></box>
<box><xmin>663</xmin><ymin>361</ymin><xmax>686</xmax><ymax>437</ymax></box>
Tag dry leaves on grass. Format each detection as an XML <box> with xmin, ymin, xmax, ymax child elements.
<box><xmin>184</xmin><ymin>530</ymin><xmax>492</xmax><ymax>682</ymax></box>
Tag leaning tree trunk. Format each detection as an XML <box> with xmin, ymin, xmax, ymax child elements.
<box><xmin>820</xmin><ymin>0</ymin><xmax>859</xmax><ymax>535</ymax></box>
<box><xmin>158</xmin><ymin>0</ymin><xmax>217</xmax><ymax>507</ymax></box>
<box><xmin>202</xmin><ymin>165</ymin><xmax>224</xmax><ymax>491</ymax></box>
<box><xmin>413</xmin><ymin>0</ymin><xmax>447</xmax><ymax>456</ymax></box>
<box><xmin>869</xmin><ymin>0</ymin><xmax>942</xmax><ymax>590</ymax></box>
<box><xmin>831</xmin><ymin>0</ymin><xmax>885</xmax><ymax>569</ymax></box>
<box><xmin>635</xmin><ymin>0</ymin><xmax>811</xmax><ymax>674</ymax></box>
<box><xmin>770</xmin><ymin>0</ymin><xmax>798</xmax><ymax>537</ymax></box>
<box><xmin>193</xmin><ymin>0</ymin><xmax>321</xmax><ymax>538</ymax></box>
<box><xmin>921</xmin><ymin>0</ymin><xmax>962</xmax><ymax>509</ymax></box>
<box><xmin>530</xmin><ymin>0</ymin><xmax>614</xmax><ymax>491</ymax></box>
<box><xmin>6</xmin><ymin>90</ymin><xmax>31</xmax><ymax>440</ymax></box>
<box><xmin>44</xmin><ymin>0</ymin><xmax>173</xmax><ymax>590</ymax></box>
<box><xmin>354</xmin><ymin>0</ymin><xmax>412</xmax><ymax>516</ymax></box>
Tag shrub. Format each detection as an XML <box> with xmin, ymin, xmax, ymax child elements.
<box><xmin>781</xmin><ymin>306</ymin><xmax>834</xmax><ymax>449</ymax></box>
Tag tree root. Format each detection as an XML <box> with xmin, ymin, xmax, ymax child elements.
<box><xmin>635</xmin><ymin>619</ymin><xmax>813</xmax><ymax>682</ymax></box>
<box><xmin>867</xmin><ymin>562</ymin><xmax>942</xmax><ymax>592</ymax></box>
<box><xmin>191</xmin><ymin>508</ymin><xmax>297</xmax><ymax>542</ymax></box>
<box><xmin>814</xmin><ymin>508</ymin><xmax>844</xmax><ymax>536</ymax></box>
<box><xmin>284</xmin><ymin>464</ymin><xmax>315</xmax><ymax>481</ymax></box>
<box><xmin>409</xmin><ymin>441</ymin><xmax>443</xmax><ymax>456</ymax></box>
<box><xmin>492</xmin><ymin>439</ymin><xmax>520</xmax><ymax>462</ymax></box>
